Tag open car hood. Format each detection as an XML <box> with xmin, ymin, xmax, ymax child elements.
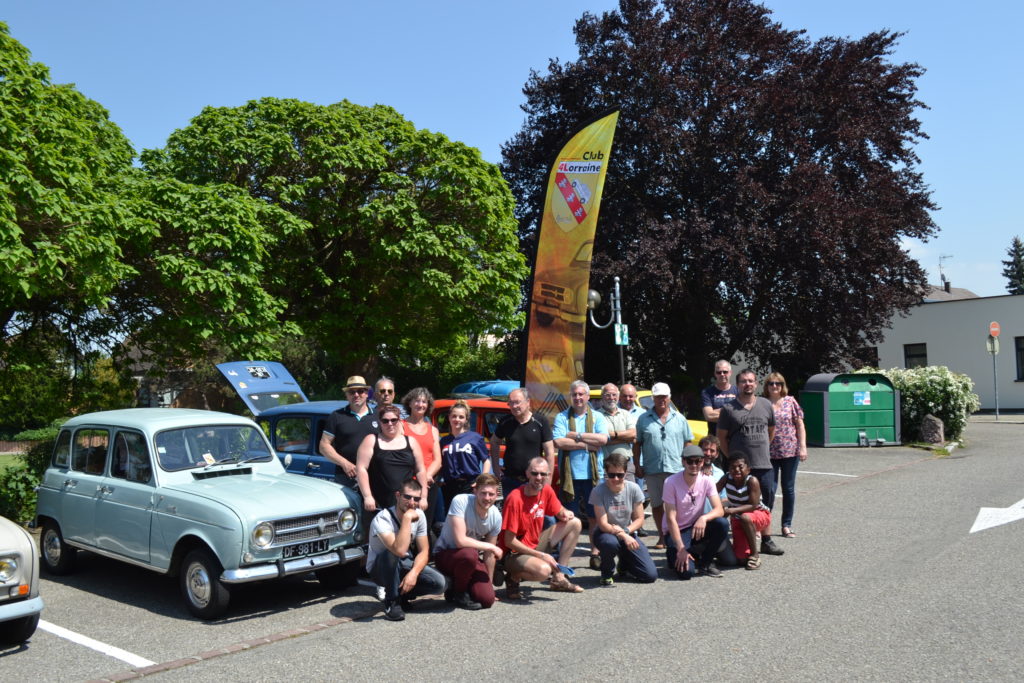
<box><xmin>217</xmin><ymin>361</ymin><xmax>308</xmax><ymax>416</ymax></box>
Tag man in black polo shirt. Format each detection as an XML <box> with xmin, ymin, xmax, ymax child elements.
<box><xmin>490</xmin><ymin>387</ymin><xmax>555</xmax><ymax>497</ymax></box>
<box><xmin>320</xmin><ymin>375</ymin><xmax>380</xmax><ymax>486</ymax></box>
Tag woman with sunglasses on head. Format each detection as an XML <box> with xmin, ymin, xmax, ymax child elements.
<box><xmin>439</xmin><ymin>400</ymin><xmax>491</xmax><ymax>507</ymax></box>
<box><xmin>763</xmin><ymin>372</ymin><xmax>807</xmax><ymax>538</ymax></box>
<box><xmin>401</xmin><ymin>387</ymin><xmax>444</xmax><ymax>529</ymax></box>
<box><xmin>357</xmin><ymin>404</ymin><xmax>428</xmax><ymax>516</ymax></box>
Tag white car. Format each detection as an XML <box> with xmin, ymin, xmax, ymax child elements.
<box><xmin>0</xmin><ymin>515</ymin><xmax>43</xmax><ymax>644</ymax></box>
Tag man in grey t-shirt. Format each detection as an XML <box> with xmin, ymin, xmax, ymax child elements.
<box><xmin>717</xmin><ymin>368</ymin><xmax>783</xmax><ymax>556</ymax></box>
<box><xmin>434</xmin><ymin>473</ymin><xmax>504</xmax><ymax>610</ymax></box>
<box><xmin>367</xmin><ymin>479</ymin><xmax>447</xmax><ymax>621</ymax></box>
<box><xmin>587</xmin><ymin>453</ymin><xmax>657</xmax><ymax>584</ymax></box>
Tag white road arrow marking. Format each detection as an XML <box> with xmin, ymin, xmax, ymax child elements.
<box><xmin>969</xmin><ymin>496</ymin><xmax>1024</xmax><ymax>534</ymax></box>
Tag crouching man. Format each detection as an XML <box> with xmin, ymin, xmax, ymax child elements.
<box><xmin>367</xmin><ymin>478</ymin><xmax>447</xmax><ymax>621</ymax></box>
<box><xmin>434</xmin><ymin>473</ymin><xmax>504</xmax><ymax>610</ymax></box>
<box><xmin>498</xmin><ymin>456</ymin><xmax>583</xmax><ymax>598</ymax></box>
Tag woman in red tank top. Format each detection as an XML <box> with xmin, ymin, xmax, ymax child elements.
<box><xmin>402</xmin><ymin>388</ymin><xmax>443</xmax><ymax>530</ymax></box>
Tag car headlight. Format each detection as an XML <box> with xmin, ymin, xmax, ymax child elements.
<box><xmin>252</xmin><ymin>522</ymin><xmax>274</xmax><ymax>548</ymax></box>
<box><xmin>338</xmin><ymin>509</ymin><xmax>356</xmax><ymax>533</ymax></box>
<box><xmin>0</xmin><ymin>556</ymin><xmax>17</xmax><ymax>583</ymax></box>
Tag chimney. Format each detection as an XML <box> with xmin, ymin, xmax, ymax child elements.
<box><xmin>944</xmin><ymin>281</ymin><xmax>951</xmax><ymax>293</ymax></box>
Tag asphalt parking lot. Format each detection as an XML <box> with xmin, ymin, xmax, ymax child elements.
<box><xmin>3</xmin><ymin>417</ymin><xmax>1023</xmax><ymax>681</ymax></box>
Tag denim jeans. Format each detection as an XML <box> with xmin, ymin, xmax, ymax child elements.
<box><xmin>565</xmin><ymin>478</ymin><xmax>596</xmax><ymax>518</ymax></box>
<box><xmin>665</xmin><ymin>517</ymin><xmax>729</xmax><ymax>577</ymax></box>
<box><xmin>750</xmin><ymin>467</ymin><xmax>777</xmax><ymax>512</ymax></box>
<box><xmin>772</xmin><ymin>457</ymin><xmax>799</xmax><ymax>528</ymax></box>
<box><xmin>593</xmin><ymin>529</ymin><xmax>657</xmax><ymax>582</ymax></box>
<box><xmin>369</xmin><ymin>551</ymin><xmax>447</xmax><ymax>602</ymax></box>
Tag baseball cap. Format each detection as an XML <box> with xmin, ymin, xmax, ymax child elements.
<box><xmin>651</xmin><ymin>382</ymin><xmax>671</xmax><ymax>396</ymax></box>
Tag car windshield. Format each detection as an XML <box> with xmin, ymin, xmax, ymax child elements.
<box><xmin>155</xmin><ymin>425</ymin><xmax>273</xmax><ymax>471</ymax></box>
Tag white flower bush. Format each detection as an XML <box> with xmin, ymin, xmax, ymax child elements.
<box><xmin>855</xmin><ymin>366</ymin><xmax>980</xmax><ymax>442</ymax></box>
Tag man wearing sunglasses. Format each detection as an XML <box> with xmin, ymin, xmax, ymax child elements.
<box><xmin>498</xmin><ymin>456</ymin><xmax>584</xmax><ymax>598</ymax></box>
<box><xmin>634</xmin><ymin>382</ymin><xmax>694</xmax><ymax>549</ymax></box>
<box><xmin>701</xmin><ymin>360</ymin><xmax>737</xmax><ymax>436</ymax></box>
<box><xmin>663</xmin><ymin>445</ymin><xmax>728</xmax><ymax>579</ymax></box>
<box><xmin>321</xmin><ymin>375</ymin><xmax>380</xmax><ymax>486</ymax></box>
<box><xmin>367</xmin><ymin>478</ymin><xmax>447</xmax><ymax>621</ymax></box>
<box><xmin>371</xmin><ymin>377</ymin><xmax>408</xmax><ymax>419</ymax></box>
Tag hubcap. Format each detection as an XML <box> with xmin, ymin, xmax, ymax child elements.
<box><xmin>186</xmin><ymin>561</ymin><xmax>211</xmax><ymax>607</ymax></box>
<box><xmin>44</xmin><ymin>530</ymin><xmax>62</xmax><ymax>566</ymax></box>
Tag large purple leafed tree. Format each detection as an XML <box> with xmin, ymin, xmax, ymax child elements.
<box><xmin>501</xmin><ymin>0</ymin><xmax>936</xmax><ymax>391</ymax></box>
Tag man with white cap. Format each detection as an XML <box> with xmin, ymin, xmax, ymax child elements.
<box><xmin>634</xmin><ymin>382</ymin><xmax>693</xmax><ymax>549</ymax></box>
<box><xmin>320</xmin><ymin>375</ymin><xmax>380</xmax><ymax>486</ymax></box>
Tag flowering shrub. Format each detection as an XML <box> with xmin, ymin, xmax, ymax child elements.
<box><xmin>856</xmin><ymin>366</ymin><xmax>980</xmax><ymax>441</ymax></box>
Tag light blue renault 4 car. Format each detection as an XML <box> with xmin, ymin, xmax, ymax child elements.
<box><xmin>34</xmin><ymin>408</ymin><xmax>364</xmax><ymax>619</ymax></box>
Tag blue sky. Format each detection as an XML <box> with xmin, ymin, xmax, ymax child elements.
<box><xmin>4</xmin><ymin>1</ymin><xmax>1019</xmax><ymax>297</ymax></box>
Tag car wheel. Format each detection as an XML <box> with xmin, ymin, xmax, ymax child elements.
<box><xmin>180</xmin><ymin>548</ymin><xmax>230</xmax><ymax>620</ymax></box>
<box><xmin>316</xmin><ymin>561</ymin><xmax>360</xmax><ymax>590</ymax></box>
<box><xmin>0</xmin><ymin>613</ymin><xmax>39</xmax><ymax>644</ymax></box>
<box><xmin>40</xmin><ymin>520</ymin><xmax>76</xmax><ymax>575</ymax></box>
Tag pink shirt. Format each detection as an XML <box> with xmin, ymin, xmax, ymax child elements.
<box><xmin>661</xmin><ymin>472</ymin><xmax>717</xmax><ymax>532</ymax></box>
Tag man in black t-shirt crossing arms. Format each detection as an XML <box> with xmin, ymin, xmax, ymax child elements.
<box><xmin>490</xmin><ymin>387</ymin><xmax>555</xmax><ymax>498</ymax></box>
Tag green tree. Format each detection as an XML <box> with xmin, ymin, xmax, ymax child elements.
<box><xmin>501</xmin><ymin>0</ymin><xmax>936</xmax><ymax>387</ymax></box>
<box><xmin>142</xmin><ymin>98</ymin><xmax>528</xmax><ymax>374</ymax></box>
<box><xmin>1</xmin><ymin>21</ymin><xmax>134</xmax><ymax>346</ymax></box>
<box><xmin>1002</xmin><ymin>236</ymin><xmax>1024</xmax><ymax>295</ymax></box>
<box><xmin>2</xmin><ymin>25</ymin><xmax>311</xmax><ymax>427</ymax></box>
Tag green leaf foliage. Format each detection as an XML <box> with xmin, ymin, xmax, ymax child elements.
<box><xmin>856</xmin><ymin>366</ymin><xmax>979</xmax><ymax>441</ymax></box>
<box><xmin>0</xmin><ymin>22</ymin><xmax>134</xmax><ymax>332</ymax></box>
<box><xmin>142</xmin><ymin>98</ymin><xmax>528</xmax><ymax>370</ymax></box>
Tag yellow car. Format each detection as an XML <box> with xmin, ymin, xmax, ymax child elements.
<box><xmin>589</xmin><ymin>386</ymin><xmax>708</xmax><ymax>443</ymax></box>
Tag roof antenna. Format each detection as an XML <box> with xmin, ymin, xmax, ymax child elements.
<box><xmin>938</xmin><ymin>254</ymin><xmax>953</xmax><ymax>286</ymax></box>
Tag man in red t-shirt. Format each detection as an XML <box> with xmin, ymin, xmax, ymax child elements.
<box><xmin>498</xmin><ymin>456</ymin><xmax>583</xmax><ymax>598</ymax></box>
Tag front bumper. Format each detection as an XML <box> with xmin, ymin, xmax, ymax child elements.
<box><xmin>0</xmin><ymin>595</ymin><xmax>44</xmax><ymax>621</ymax></box>
<box><xmin>220</xmin><ymin>546</ymin><xmax>365</xmax><ymax>585</ymax></box>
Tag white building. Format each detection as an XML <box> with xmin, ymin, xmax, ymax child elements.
<box><xmin>875</xmin><ymin>285</ymin><xmax>1023</xmax><ymax>410</ymax></box>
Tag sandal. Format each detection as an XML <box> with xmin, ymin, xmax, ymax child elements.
<box><xmin>505</xmin><ymin>578</ymin><xmax>522</xmax><ymax>600</ymax></box>
<box><xmin>549</xmin><ymin>575</ymin><xmax>583</xmax><ymax>593</ymax></box>
<box><xmin>745</xmin><ymin>555</ymin><xmax>762</xmax><ymax>570</ymax></box>
<box><xmin>782</xmin><ymin>527</ymin><xmax>796</xmax><ymax>538</ymax></box>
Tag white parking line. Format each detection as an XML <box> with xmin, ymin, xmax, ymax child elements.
<box><xmin>38</xmin><ymin>620</ymin><xmax>156</xmax><ymax>668</ymax></box>
<box><xmin>799</xmin><ymin>470</ymin><xmax>858</xmax><ymax>478</ymax></box>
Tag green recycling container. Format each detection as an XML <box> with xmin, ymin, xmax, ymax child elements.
<box><xmin>799</xmin><ymin>373</ymin><xmax>901</xmax><ymax>447</ymax></box>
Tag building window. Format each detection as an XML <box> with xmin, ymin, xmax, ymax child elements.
<box><xmin>1016</xmin><ymin>337</ymin><xmax>1024</xmax><ymax>381</ymax></box>
<box><xmin>904</xmin><ymin>343</ymin><xmax>927</xmax><ymax>368</ymax></box>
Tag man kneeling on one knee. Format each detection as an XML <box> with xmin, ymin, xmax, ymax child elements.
<box><xmin>498</xmin><ymin>456</ymin><xmax>583</xmax><ymax>598</ymax></box>
<box><xmin>433</xmin><ymin>473</ymin><xmax>504</xmax><ymax>609</ymax></box>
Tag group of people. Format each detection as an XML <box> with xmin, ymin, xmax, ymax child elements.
<box><xmin>317</xmin><ymin>365</ymin><xmax>807</xmax><ymax>621</ymax></box>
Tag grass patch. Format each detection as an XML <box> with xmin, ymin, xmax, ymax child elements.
<box><xmin>0</xmin><ymin>453</ymin><xmax>19</xmax><ymax>472</ymax></box>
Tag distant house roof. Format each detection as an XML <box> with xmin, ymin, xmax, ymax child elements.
<box><xmin>923</xmin><ymin>283</ymin><xmax>979</xmax><ymax>302</ymax></box>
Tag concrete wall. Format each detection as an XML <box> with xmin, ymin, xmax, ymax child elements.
<box><xmin>875</xmin><ymin>294</ymin><xmax>1024</xmax><ymax>410</ymax></box>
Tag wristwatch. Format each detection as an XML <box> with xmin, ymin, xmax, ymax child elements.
<box><xmin>574</xmin><ymin>432</ymin><xmax>582</xmax><ymax>443</ymax></box>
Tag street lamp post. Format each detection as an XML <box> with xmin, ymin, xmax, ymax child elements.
<box><xmin>587</xmin><ymin>275</ymin><xmax>626</xmax><ymax>385</ymax></box>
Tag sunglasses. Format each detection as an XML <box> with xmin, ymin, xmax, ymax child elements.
<box><xmin>346</xmin><ymin>388</ymin><xmax>368</xmax><ymax>394</ymax></box>
<box><xmin>400</xmin><ymin>493</ymin><xmax>422</xmax><ymax>503</ymax></box>
<box><xmin>380</xmin><ymin>417</ymin><xmax>400</xmax><ymax>425</ymax></box>
<box><xmin>715</xmin><ymin>370</ymin><xmax>730</xmax><ymax>375</ymax></box>
<box><xmin>378</xmin><ymin>388</ymin><xmax>395</xmax><ymax>394</ymax></box>
<box><xmin>528</xmin><ymin>470</ymin><xmax>549</xmax><ymax>477</ymax></box>
<box><xmin>767</xmin><ymin>381</ymin><xmax>783</xmax><ymax>387</ymax></box>
<box><xmin>606</xmin><ymin>472</ymin><xmax>626</xmax><ymax>479</ymax></box>
<box><xmin>684</xmin><ymin>458</ymin><xmax>703</xmax><ymax>465</ymax></box>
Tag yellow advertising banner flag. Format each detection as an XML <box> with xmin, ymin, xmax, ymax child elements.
<box><xmin>524</xmin><ymin>110</ymin><xmax>619</xmax><ymax>418</ymax></box>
